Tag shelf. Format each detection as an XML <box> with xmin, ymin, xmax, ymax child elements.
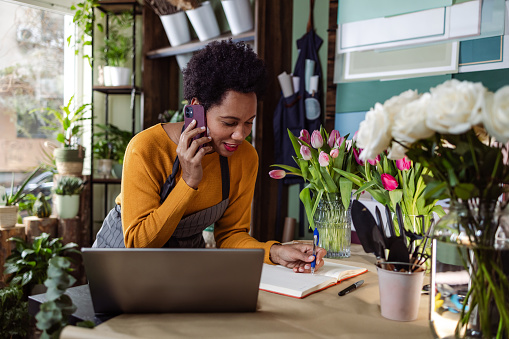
<box><xmin>146</xmin><ymin>30</ymin><xmax>256</xmax><ymax>59</ymax></box>
<box><xmin>92</xmin><ymin>86</ymin><xmax>142</xmax><ymax>94</ymax></box>
<box><xmin>92</xmin><ymin>178</ymin><xmax>121</xmax><ymax>184</ymax></box>
<box><xmin>98</xmin><ymin>0</ymin><xmax>142</xmax><ymax>14</ymax></box>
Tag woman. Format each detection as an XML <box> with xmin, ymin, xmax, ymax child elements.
<box><xmin>95</xmin><ymin>40</ymin><xmax>325</xmax><ymax>273</ymax></box>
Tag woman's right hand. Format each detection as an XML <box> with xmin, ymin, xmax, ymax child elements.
<box><xmin>176</xmin><ymin>120</ymin><xmax>213</xmax><ymax>189</ymax></box>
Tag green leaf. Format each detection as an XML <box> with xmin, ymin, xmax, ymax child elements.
<box><xmin>299</xmin><ymin>187</ymin><xmax>315</xmax><ymax>229</ymax></box>
<box><xmin>423</xmin><ymin>181</ymin><xmax>447</xmax><ymax>201</ymax></box>
<box><xmin>454</xmin><ymin>183</ymin><xmax>477</xmax><ymax>200</ymax></box>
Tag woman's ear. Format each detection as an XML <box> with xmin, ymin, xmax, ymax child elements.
<box><xmin>190</xmin><ymin>98</ymin><xmax>200</xmax><ymax>105</ymax></box>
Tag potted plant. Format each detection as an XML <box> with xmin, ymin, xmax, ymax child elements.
<box><xmin>53</xmin><ymin>177</ymin><xmax>85</xmax><ymax>219</ymax></box>
<box><xmin>32</xmin><ymin>96</ymin><xmax>91</xmax><ymax>176</ymax></box>
<box><xmin>3</xmin><ymin>232</ymin><xmax>79</xmax><ymax>297</ymax></box>
<box><xmin>93</xmin><ymin>123</ymin><xmax>132</xmax><ymax>179</ymax></box>
<box><xmin>0</xmin><ymin>166</ymin><xmax>41</xmax><ymax>228</ymax></box>
<box><xmin>0</xmin><ymin>285</ymin><xmax>30</xmax><ymax>338</ymax></box>
<box><xmin>98</xmin><ymin>12</ymin><xmax>133</xmax><ymax>86</ymax></box>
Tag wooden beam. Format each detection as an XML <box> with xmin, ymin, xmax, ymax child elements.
<box><xmin>142</xmin><ymin>6</ymin><xmax>180</xmax><ymax>130</ymax></box>
<box><xmin>325</xmin><ymin>1</ymin><xmax>338</xmax><ymax>132</ymax></box>
<box><xmin>252</xmin><ymin>0</ymin><xmax>293</xmax><ymax>242</ymax></box>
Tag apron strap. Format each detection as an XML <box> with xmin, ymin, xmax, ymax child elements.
<box><xmin>160</xmin><ymin>156</ymin><xmax>180</xmax><ymax>204</ymax></box>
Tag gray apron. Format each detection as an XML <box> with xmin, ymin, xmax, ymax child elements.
<box><xmin>93</xmin><ymin>155</ymin><xmax>230</xmax><ymax>248</ymax></box>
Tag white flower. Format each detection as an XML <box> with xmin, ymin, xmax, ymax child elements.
<box><xmin>387</xmin><ymin>142</ymin><xmax>408</xmax><ymax>160</ymax></box>
<box><xmin>357</xmin><ymin>103</ymin><xmax>392</xmax><ymax>161</ymax></box>
<box><xmin>383</xmin><ymin>89</ymin><xmax>420</xmax><ymax>116</ymax></box>
<box><xmin>426</xmin><ymin>79</ymin><xmax>487</xmax><ymax>134</ymax></box>
<box><xmin>392</xmin><ymin>93</ymin><xmax>435</xmax><ymax>144</ymax></box>
<box><xmin>483</xmin><ymin>86</ymin><xmax>509</xmax><ymax>144</ymax></box>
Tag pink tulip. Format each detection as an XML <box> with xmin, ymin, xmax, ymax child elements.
<box><xmin>299</xmin><ymin>129</ymin><xmax>310</xmax><ymax>144</ymax></box>
<box><xmin>269</xmin><ymin>170</ymin><xmax>286</xmax><ymax>179</ymax></box>
<box><xmin>300</xmin><ymin>145</ymin><xmax>312</xmax><ymax>160</ymax></box>
<box><xmin>368</xmin><ymin>155</ymin><xmax>381</xmax><ymax>166</ymax></box>
<box><xmin>318</xmin><ymin>151</ymin><xmax>329</xmax><ymax>167</ymax></box>
<box><xmin>311</xmin><ymin>130</ymin><xmax>323</xmax><ymax>149</ymax></box>
<box><xmin>381</xmin><ymin>174</ymin><xmax>398</xmax><ymax>191</ymax></box>
<box><xmin>353</xmin><ymin>147</ymin><xmax>364</xmax><ymax>165</ymax></box>
<box><xmin>352</xmin><ymin>131</ymin><xmax>359</xmax><ymax>142</ymax></box>
<box><xmin>396</xmin><ymin>157</ymin><xmax>412</xmax><ymax>171</ymax></box>
<box><xmin>330</xmin><ymin>148</ymin><xmax>339</xmax><ymax>159</ymax></box>
<box><xmin>328</xmin><ymin>130</ymin><xmax>340</xmax><ymax>148</ymax></box>
<box><xmin>335</xmin><ymin>136</ymin><xmax>345</xmax><ymax>148</ymax></box>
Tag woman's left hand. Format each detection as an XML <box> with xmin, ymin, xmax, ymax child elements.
<box><xmin>269</xmin><ymin>243</ymin><xmax>327</xmax><ymax>273</ymax></box>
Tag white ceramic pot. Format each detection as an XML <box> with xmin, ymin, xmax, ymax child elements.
<box><xmin>0</xmin><ymin>205</ymin><xmax>18</xmax><ymax>228</ymax></box>
<box><xmin>53</xmin><ymin>194</ymin><xmax>80</xmax><ymax>219</ymax></box>
<box><xmin>104</xmin><ymin>66</ymin><xmax>131</xmax><ymax>86</ymax></box>
<box><xmin>221</xmin><ymin>0</ymin><xmax>253</xmax><ymax>35</ymax></box>
<box><xmin>176</xmin><ymin>52</ymin><xmax>193</xmax><ymax>71</ymax></box>
<box><xmin>186</xmin><ymin>1</ymin><xmax>220</xmax><ymax>41</ymax></box>
<box><xmin>160</xmin><ymin>11</ymin><xmax>191</xmax><ymax>46</ymax></box>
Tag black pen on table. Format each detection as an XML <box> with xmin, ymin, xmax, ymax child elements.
<box><xmin>338</xmin><ymin>280</ymin><xmax>364</xmax><ymax>296</ymax></box>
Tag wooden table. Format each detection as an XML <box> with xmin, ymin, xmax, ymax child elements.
<box><xmin>30</xmin><ymin>245</ymin><xmax>433</xmax><ymax>339</ymax></box>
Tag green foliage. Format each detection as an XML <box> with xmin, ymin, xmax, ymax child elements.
<box><xmin>0</xmin><ymin>285</ymin><xmax>30</xmax><ymax>338</ymax></box>
<box><xmin>405</xmin><ymin>129</ymin><xmax>509</xmax><ymax>203</ymax></box>
<box><xmin>18</xmin><ymin>193</ymin><xmax>37</xmax><ymax>217</ymax></box>
<box><xmin>31</xmin><ymin>95</ymin><xmax>91</xmax><ymax>148</ymax></box>
<box><xmin>69</xmin><ymin>0</ymin><xmax>104</xmax><ymax>65</ymax></box>
<box><xmin>93</xmin><ymin>123</ymin><xmax>132</xmax><ymax>163</ymax></box>
<box><xmin>34</xmin><ymin>192</ymin><xmax>52</xmax><ymax>218</ymax></box>
<box><xmin>3</xmin><ymin>233</ymin><xmax>79</xmax><ymax>296</ymax></box>
<box><xmin>36</xmin><ymin>256</ymin><xmax>95</xmax><ymax>339</ymax></box>
<box><xmin>97</xmin><ymin>12</ymin><xmax>133</xmax><ymax>67</ymax></box>
<box><xmin>1</xmin><ymin>166</ymin><xmax>41</xmax><ymax>207</ymax></box>
<box><xmin>54</xmin><ymin>177</ymin><xmax>85</xmax><ymax>196</ymax></box>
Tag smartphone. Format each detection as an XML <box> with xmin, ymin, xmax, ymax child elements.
<box><xmin>183</xmin><ymin>104</ymin><xmax>207</xmax><ymax>149</ymax></box>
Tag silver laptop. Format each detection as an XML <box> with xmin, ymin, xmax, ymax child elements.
<box><xmin>81</xmin><ymin>248</ymin><xmax>264</xmax><ymax>314</ymax></box>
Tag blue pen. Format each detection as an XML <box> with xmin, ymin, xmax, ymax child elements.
<box><xmin>311</xmin><ymin>227</ymin><xmax>319</xmax><ymax>274</ymax></box>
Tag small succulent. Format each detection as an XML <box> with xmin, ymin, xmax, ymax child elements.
<box><xmin>54</xmin><ymin>177</ymin><xmax>85</xmax><ymax>196</ymax></box>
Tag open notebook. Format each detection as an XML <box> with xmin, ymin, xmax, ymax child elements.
<box><xmin>259</xmin><ymin>260</ymin><xmax>368</xmax><ymax>298</ymax></box>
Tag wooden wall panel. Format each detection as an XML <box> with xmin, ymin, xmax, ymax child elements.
<box><xmin>325</xmin><ymin>0</ymin><xmax>338</xmax><ymax>132</ymax></box>
<box><xmin>251</xmin><ymin>0</ymin><xmax>293</xmax><ymax>242</ymax></box>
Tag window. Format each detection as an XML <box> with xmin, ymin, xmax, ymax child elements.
<box><xmin>0</xmin><ymin>0</ymin><xmax>75</xmax><ymax>185</ymax></box>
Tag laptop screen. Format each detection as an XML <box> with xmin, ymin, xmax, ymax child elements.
<box><xmin>81</xmin><ymin>248</ymin><xmax>264</xmax><ymax>314</ymax></box>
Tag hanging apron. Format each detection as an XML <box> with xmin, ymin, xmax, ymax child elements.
<box><xmin>93</xmin><ymin>155</ymin><xmax>230</xmax><ymax>248</ymax></box>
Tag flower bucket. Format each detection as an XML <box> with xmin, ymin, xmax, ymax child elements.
<box><xmin>0</xmin><ymin>205</ymin><xmax>18</xmax><ymax>228</ymax></box>
<box><xmin>221</xmin><ymin>0</ymin><xmax>253</xmax><ymax>35</ymax></box>
<box><xmin>160</xmin><ymin>11</ymin><xmax>191</xmax><ymax>46</ymax></box>
<box><xmin>186</xmin><ymin>1</ymin><xmax>220</xmax><ymax>42</ymax></box>
<box><xmin>314</xmin><ymin>193</ymin><xmax>351</xmax><ymax>258</ymax></box>
<box><xmin>53</xmin><ymin>194</ymin><xmax>80</xmax><ymax>219</ymax></box>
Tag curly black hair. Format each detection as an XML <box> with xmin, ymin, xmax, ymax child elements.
<box><xmin>182</xmin><ymin>40</ymin><xmax>267</xmax><ymax>112</ymax></box>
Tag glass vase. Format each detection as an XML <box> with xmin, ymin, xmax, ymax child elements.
<box><xmin>429</xmin><ymin>200</ymin><xmax>509</xmax><ymax>339</ymax></box>
<box><xmin>313</xmin><ymin>193</ymin><xmax>351</xmax><ymax>258</ymax></box>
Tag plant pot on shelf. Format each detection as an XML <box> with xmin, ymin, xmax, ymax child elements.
<box><xmin>176</xmin><ymin>52</ymin><xmax>193</xmax><ymax>71</ymax></box>
<box><xmin>185</xmin><ymin>1</ymin><xmax>220</xmax><ymax>42</ymax></box>
<box><xmin>53</xmin><ymin>194</ymin><xmax>80</xmax><ymax>219</ymax></box>
<box><xmin>0</xmin><ymin>205</ymin><xmax>18</xmax><ymax>228</ymax></box>
<box><xmin>160</xmin><ymin>11</ymin><xmax>191</xmax><ymax>47</ymax></box>
<box><xmin>221</xmin><ymin>0</ymin><xmax>253</xmax><ymax>35</ymax></box>
<box><xmin>97</xmin><ymin>159</ymin><xmax>114</xmax><ymax>179</ymax></box>
<box><xmin>104</xmin><ymin>66</ymin><xmax>130</xmax><ymax>86</ymax></box>
<box><xmin>112</xmin><ymin>163</ymin><xmax>123</xmax><ymax>179</ymax></box>
<box><xmin>53</xmin><ymin>147</ymin><xmax>84</xmax><ymax>176</ymax></box>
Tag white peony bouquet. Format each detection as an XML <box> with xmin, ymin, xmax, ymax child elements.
<box><xmin>356</xmin><ymin>79</ymin><xmax>509</xmax><ymax>204</ymax></box>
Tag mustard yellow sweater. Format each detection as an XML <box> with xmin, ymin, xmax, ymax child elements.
<box><xmin>116</xmin><ymin>124</ymin><xmax>278</xmax><ymax>263</ymax></box>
